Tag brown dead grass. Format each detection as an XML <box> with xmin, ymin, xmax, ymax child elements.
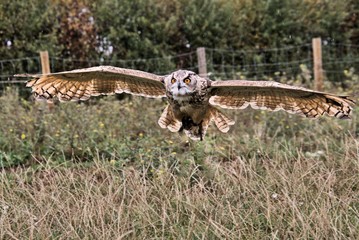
<box><xmin>1</xmin><ymin>139</ymin><xmax>359</xmax><ymax>239</ymax></box>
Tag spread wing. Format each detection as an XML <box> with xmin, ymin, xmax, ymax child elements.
<box><xmin>18</xmin><ymin>66</ymin><xmax>166</xmax><ymax>101</ymax></box>
<box><xmin>209</xmin><ymin>80</ymin><xmax>355</xmax><ymax>119</ymax></box>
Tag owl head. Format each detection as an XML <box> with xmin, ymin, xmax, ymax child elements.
<box><xmin>163</xmin><ymin>70</ymin><xmax>201</xmax><ymax>100</ymax></box>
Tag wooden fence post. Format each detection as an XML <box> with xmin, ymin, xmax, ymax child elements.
<box><xmin>40</xmin><ymin>51</ymin><xmax>50</xmax><ymax>74</ymax></box>
<box><xmin>312</xmin><ymin>38</ymin><xmax>323</xmax><ymax>91</ymax></box>
<box><xmin>196</xmin><ymin>47</ymin><xmax>207</xmax><ymax>77</ymax></box>
<box><xmin>39</xmin><ymin>51</ymin><xmax>54</xmax><ymax>109</ymax></box>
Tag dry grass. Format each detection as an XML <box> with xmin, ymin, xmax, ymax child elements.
<box><xmin>0</xmin><ymin>87</ymin><xmax>359</xmax><ymax>239</ymax></box>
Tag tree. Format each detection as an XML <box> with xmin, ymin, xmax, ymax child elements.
<box><xmin>343</xmin><ymin>0</ymin><xmax>359</xmax><ymax>45</ymax></box>
<box><xmin>0</xmin><ymin>0</ymin><xmax>59</xmax><ymax>59</ymax></box>
<box><xmin>54</xmin><ymin>0</ymin><xmax>98</xmax><ymax>64</ymax></box>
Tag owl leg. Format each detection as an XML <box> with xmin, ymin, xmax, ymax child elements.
<box><xmin>198</xmin><ymin>122</ymin><xmax>204</xmax><ymax>141</ymax></box>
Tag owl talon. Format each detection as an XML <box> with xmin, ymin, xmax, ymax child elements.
<box><xmin>180</xmin><ymin>117</ymin><xmax>204</xmax><ymax>140</ymax></box>
<box><xmin>199</xmin><ymin>121</ymin><xmax>204</xmax><ymax>141</ymax></box>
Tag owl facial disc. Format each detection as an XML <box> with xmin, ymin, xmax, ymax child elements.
<box><xmin>165</xmin><ymin>70</ymin><xmax>198</xmax><ymax>100</ymax></box>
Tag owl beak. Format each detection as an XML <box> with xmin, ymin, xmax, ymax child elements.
<box><xmin>177</xmin><ymin>82</ymin><xmax>183</xmax><ymax>90</ymax></box>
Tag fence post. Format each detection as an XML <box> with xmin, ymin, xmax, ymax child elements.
<box><xmin>40</xmin><ymin>51</ymin><xmax>50</xmax><ymax>74</ymax></box>
<box><xmin>39</xmin><ymin>51</ymin><xmax>54</xmax><ymax>109</ymax></box>
<box><xmin>312</xmin><ymin>38</ymin><xmax>323</xmax><ymax>91</ymax></box>
<box><xmin>196</xmin><ymin>47</ymin><xmax>207</xmax><ymax>77</ymax></box>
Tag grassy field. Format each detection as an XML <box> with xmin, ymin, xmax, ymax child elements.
<box><xmin>0</xmin><ymin>87</ymin><xmax>358</xmax><ymax>239</ymax></box>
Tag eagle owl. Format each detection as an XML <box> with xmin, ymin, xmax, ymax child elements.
<box><xmin>20</xmin><ymin>66</ymin><xmax>355</xmax><ymax>140</ymax></box>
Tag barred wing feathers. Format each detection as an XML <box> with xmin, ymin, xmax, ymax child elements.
<box><xmin>158</xmin><ymin>105</ymin><xmax>182</xmax><ymax>132</ymax></box>
<box><xmin>22</xmin><ymin>66</ymin><xmax>166</xmax><ymax>101</ymax></box>
<box><xmin>209</xmin><ymin>80</ymin><xmax>355</xmax><ymax>119</ymax></box>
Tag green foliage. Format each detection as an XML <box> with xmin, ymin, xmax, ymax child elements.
<box><xmin>343</xmin><ymin>0</ymin><xmax>359</xmax><ymax>44</ymax></box>
<box><xmin>1</xmin><ymin>0</ymin><xmax>357</xmax><ymax>87</ymax></box>
<box><xmin>0</xmin><ymin>0</ymin><xmax>59</xmax><ymax>59</ymax></box>
<box><xmin>93</xmin><ymin>0</ymin><xmax>172</xmax><ymax>59</ymax></box>
<box><xmin>0</xmin><ymin>0</ymin><xmax>356</xmax><ymax>61</ymax></box>
<box><xmin>222</xmin><ymin>0</ymin><xmax>350</xmax><ymax>49</ymax></box>
<box><xmin>55</xmin><ymin>0</ymin><xmax>98</xmax><ymax>62</ymax></box>
<box><xmin>160</xmin><ymin>0</ymin><xmax>232</xmax><ymax>51</ymax></box>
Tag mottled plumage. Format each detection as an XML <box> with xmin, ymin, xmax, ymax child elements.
<box><xmin>19</xmin><ymin>66</ymin><xmax>355</xmax><ymax>140</ymax></box>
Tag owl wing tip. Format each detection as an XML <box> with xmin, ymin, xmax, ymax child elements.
<box><xmin>340</xmin><ymin>115</ymin><xmax>351</xmax><ymax>120</ymax></box>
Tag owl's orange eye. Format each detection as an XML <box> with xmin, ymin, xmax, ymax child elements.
<box><xmin>183</xmin><ymin>78</ymin><xmax>191</xmax><ymax>84</ymax></box>
<box><xmin>171</xmin><ymin>78</ymin><xmax>176</xmax><ymax>84</ymax></box>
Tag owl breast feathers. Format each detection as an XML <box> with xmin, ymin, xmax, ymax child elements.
<box><xmin>18</xmin><ymin>66</ymin><xmax>355</xmax><ymax>141</ymax></box>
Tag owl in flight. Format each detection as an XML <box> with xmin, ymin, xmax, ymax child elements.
<box><xmin>21</xmin><ymin>66</ymin><xmax>355</xmax><ymax>140</ymax></box>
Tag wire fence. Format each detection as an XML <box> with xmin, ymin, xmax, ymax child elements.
<box><xmin>206</xmin><ymin>44</ymin><xmax>313</xmax><ymax>81</ymax></box>
<box><xmin>322</xmin><ymin>43</ymin><xmax>359</xmax><ymax>82</ymax></box>
<box><xmin>1</xmin><ymin>42</ymin><xmax>359</xmax><ymax>96</ymax></box>
<box><xmin>0</xmin><ymin>51</ymin><xmax>198</xmax><ymax>96</ymax></box>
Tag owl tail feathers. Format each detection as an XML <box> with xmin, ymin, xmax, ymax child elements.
<box><xmin>183</xmin><ymin>122</ymin><xmax>209</xmax><ymax>141</ymax></box>
<box><xmin>183</xmin><ymin>108</ymin><xmax>235</xmax><ymax>141</ymax></box>
<box><xmin>158</xmin><ymin>105</ymin><xmax>182</xmax><ymax>132</ymax></box>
